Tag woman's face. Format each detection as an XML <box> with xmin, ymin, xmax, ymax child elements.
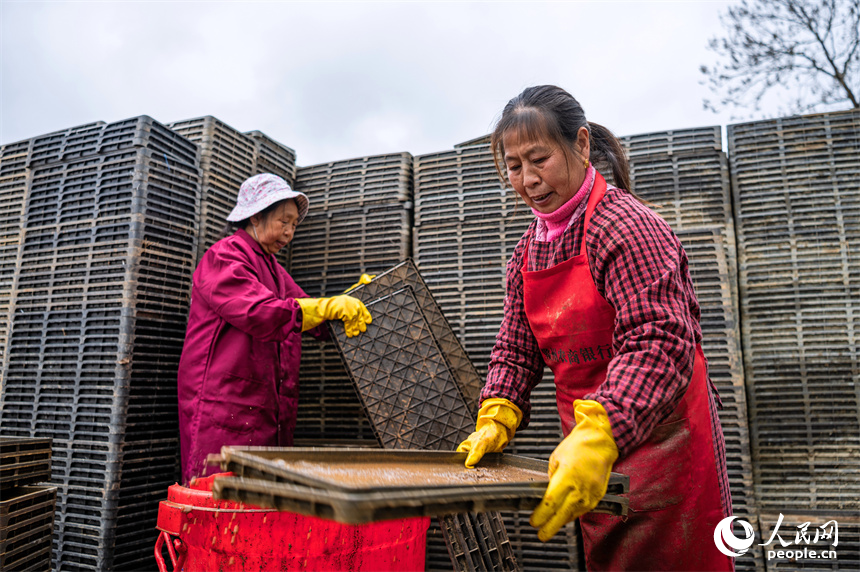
<box><xmin>502</xmin><ymin>127</ymin><xmax>590</xmax><ymax>214</ymax></box>
<box><xmin>248</xmin><ymin>199</ymin><xmax>300</xmax><ymax>255</ymax></box>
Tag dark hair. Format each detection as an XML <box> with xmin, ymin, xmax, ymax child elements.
<box><xmin>218</xmin><ymin>198</ymin><xmax>296</xmax><ymax>241</ymax></box>
<box><xmin>490</xmin><ymin>85</ymin><xmax>632</xmax><ymax>192</ymax></box>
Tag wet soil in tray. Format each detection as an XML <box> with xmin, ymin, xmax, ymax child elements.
<box><xmin>274</xmin><ymin>459</ymin><xmax>546</xmax><ymax>488</ymax></box>
<box><xmin>221</xmin><ymin>448</ymin><xmax>550</xmax><ymax>492</ymax></box>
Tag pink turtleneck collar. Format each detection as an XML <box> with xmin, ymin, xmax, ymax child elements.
<box><xmin>531</xmin><ymin>165</ymin><xmax>596</xmax><ymax>242</ymax></box>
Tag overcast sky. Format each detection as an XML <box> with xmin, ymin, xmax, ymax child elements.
<box><xmin>2</xmin><ymin>1</ymin><xmax>792</xmax><ymax>166</ymax></box>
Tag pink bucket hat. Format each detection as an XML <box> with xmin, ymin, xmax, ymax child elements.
<box><xmin>226</xmin><ymin>173</ymin><xmax>309</xmax><ymax>224</ymax></box>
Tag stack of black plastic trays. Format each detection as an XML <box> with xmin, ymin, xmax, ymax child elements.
<box><xmin>728</xmin><ymin>109</ymin><xmax>860</xmax><ymax>570</ymax></box>
<box><xmin>0</xmin><ymin>116</ymin><xmax>201</xmax><ymax>571</ymax></box>
<box><xmin>246</xmin><ymin>130</ymin><xmax>297</xmax><ymax>185</ymax></box>
<box><xmin>0</xmin><ymin>138</ymin><xmax>33</xmax><ymax>368</ymax></box>
<box><xmin>1</xmin><ymin>437</ymin><xmax>56</xmax><ymax>571</ymax></box>
<box><xmin>618</xmin><ymin>127</ymin><xmax>764</xmax><ymax>571</ymax></box>
<box><xmin>413</xmin><ymin>142</ymin><xmax>579</xmax><ymax>571</ymax></box>
<box><xmin>166</xmin><ymin>116</ymin><xmax>297</xmax><ymax>270</ymax></box>
<box><xmin>0</xmin><ymin>123</ymin><xmax>107</xmax><ymax>372</ymax></box>
<box><xmin>289</xmin><ymin>153</ymin><xmax>413</xmax><ymax>446</ymax></box>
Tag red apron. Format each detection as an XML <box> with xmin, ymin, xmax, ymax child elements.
<box><xmin>521</xmin><ymin>173</ymin><xmax>733</xmax><ymax>571</ymax></box>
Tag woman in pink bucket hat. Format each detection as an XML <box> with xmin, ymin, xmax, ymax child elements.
<box><xmin>176</xmin><ymin>173</ymin><xmax>373</xmax><ymax>483</ymax></box>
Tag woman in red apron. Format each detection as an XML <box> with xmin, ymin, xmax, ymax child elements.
<box><xmin>457</xmin><ymin>86</ymin><xmax>734</xmax><ymax>571</ymax></box>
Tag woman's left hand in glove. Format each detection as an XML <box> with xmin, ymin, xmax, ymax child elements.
<box><xmin>530</xmin><ymin>399</ymin><xmax>619</xmax><ymax>542</ymax></box>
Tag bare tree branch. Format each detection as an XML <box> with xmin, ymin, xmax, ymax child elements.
<box><xmin>701</xmin><ymin>0</ymin><xmax>860</xmax><ymax>114</ymax></box>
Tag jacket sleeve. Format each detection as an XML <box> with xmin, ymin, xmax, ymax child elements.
<box><xmin>482</xmin><ymin>231</ymin><xmax>545</xmax><ymax>426</ymax></box>
<box><xmin>584</xmin><ymin>198</ymin><xmax>699</xmax><ymax>456</ymax></box>
<box><xmin>194</xmin><ymin>243</ymin><xmax>303</xmax><ymax>342</ymax></box>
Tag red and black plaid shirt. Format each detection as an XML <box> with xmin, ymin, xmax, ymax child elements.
<box><xmin>484</xmin><ymin>181</ymin><xmax>728</xmax><ymax>474</ymax></box>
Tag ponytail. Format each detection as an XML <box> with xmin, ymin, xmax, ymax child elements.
<box><xmin>587</xmin><ymin>121</ymin><xmax>631</xmax><ymax>192</ymax></box>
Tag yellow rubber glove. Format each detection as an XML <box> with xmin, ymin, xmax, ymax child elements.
<box><xmin>295</xmin><ymin>296</ymin><xmax>373</xmax><ymax>337</ymax></box>
<box><xmin>456</xmin><ymin>398</ymin><xmax>523</xmax><ymax>468</ymax></box>
<box><xmin>344</xmin><ymin>273</ymin><xmax>376</xmax><ymax>293</ymax></box>
<box><xmin>530</xmin><ymin>399</ymin><xmax>618</xmax><ymax>542</ymax></box>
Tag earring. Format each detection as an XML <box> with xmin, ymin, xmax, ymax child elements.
<box><xmin>584</xmin><ymin>158</ymin><xmax>589</xmax><ymax>169</ymax></box>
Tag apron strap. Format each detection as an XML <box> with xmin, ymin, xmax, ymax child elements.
<box><xmin>579</xmin><ymin>172</ymin><xmax>608</xmax><ymax>257</ymax></box>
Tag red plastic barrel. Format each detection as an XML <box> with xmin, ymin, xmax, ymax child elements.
<box><xmin>154</xmin><ymin>473</ymin><xmax>429</xmax><ymax>572</ymax></box>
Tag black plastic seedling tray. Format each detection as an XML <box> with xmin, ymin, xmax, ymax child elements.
<box><xmin>213</xmin><ymin>447</ymin><xmax>629</xmax><ymax>524</ymax></box>
<box><xmin>345</xmin><ymin>259</ymin><xmax>483</xmax><ymax>415</ymax></box>
<box><xmin>331</xmin><ymin>286</ymin><xmax>474</xmax><ymax>451</ymax></box>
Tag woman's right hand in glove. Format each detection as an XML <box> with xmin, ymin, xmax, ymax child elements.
<box><xmin>296</xmin><ymin>296</ymin><xmax>372</xmax><ymax>337</ymax></box>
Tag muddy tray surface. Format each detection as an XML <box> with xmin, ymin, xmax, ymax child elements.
<box><xmin>214</xmin><ymin>447</ymin><xmax>629</xmax><ymax>523</ymax></box>
<box><xmin>223</xmin><ymin>448</ymin><xmax>553</xmax><ymax>489</ymax></box>
<box><xmin>276</xmin><ymin>458</ymin><xmax>547</xmax><ymax>488</ymax></box>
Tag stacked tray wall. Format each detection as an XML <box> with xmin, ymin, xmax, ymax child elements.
<box><xmin>25</xmin><ymin>118</ymin><xmax>197</xmax><ymax>169</ymax></box>
<box><xmin>1</xmin><ymin>123</ymin><xmax>109</xmax><ymax>373</ymax></box>
<box><xmin>291</xmin><ymin>153</ymin><xmax>413</xmax><ymax>445</ymax></box>
<box><xmin>0</xmin><ymin>437</ymin><xmax>56</xmax><ymax>571</ymax></box>
<box><xmin>620</xmin><ymin>125</ymin><xmax>722</xmax><ymax>158</ymax></box>
<box><xmin>757</xmin><ymin>511</ymin><xmax>859</xmax><ymax>571</ymax></box>
<box><xmin>245</xmin><ymin>130</ymin><xmax>297</xmax><ymax>186</ymax></box>
<box><xmin>728</xmin><ymin>110</ymin><xmax>860</xmax><ymax>516</ymax></box>
<box><xmin>289</xmin><ymin>204</ymin><xmax>411</xmax><ymax>294</ymax></box>
<box><xmin>168</xmin><ymin>116</ymin><xmax>255</xmax><ymax>265</ymax></box>
<box><xmin>0</xmin><ymin>117</ymin><xmax>200</xmax><ymax>571</ymax></box>
<box><xmin>294</xmin><ymin>152</ymin><xmax>412</xmax><ymax>210</ymax></box>
<box><xmin>0</xmin><ymin>142</ymin><xmax>31</xmax><ymax>368</ymax></box>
